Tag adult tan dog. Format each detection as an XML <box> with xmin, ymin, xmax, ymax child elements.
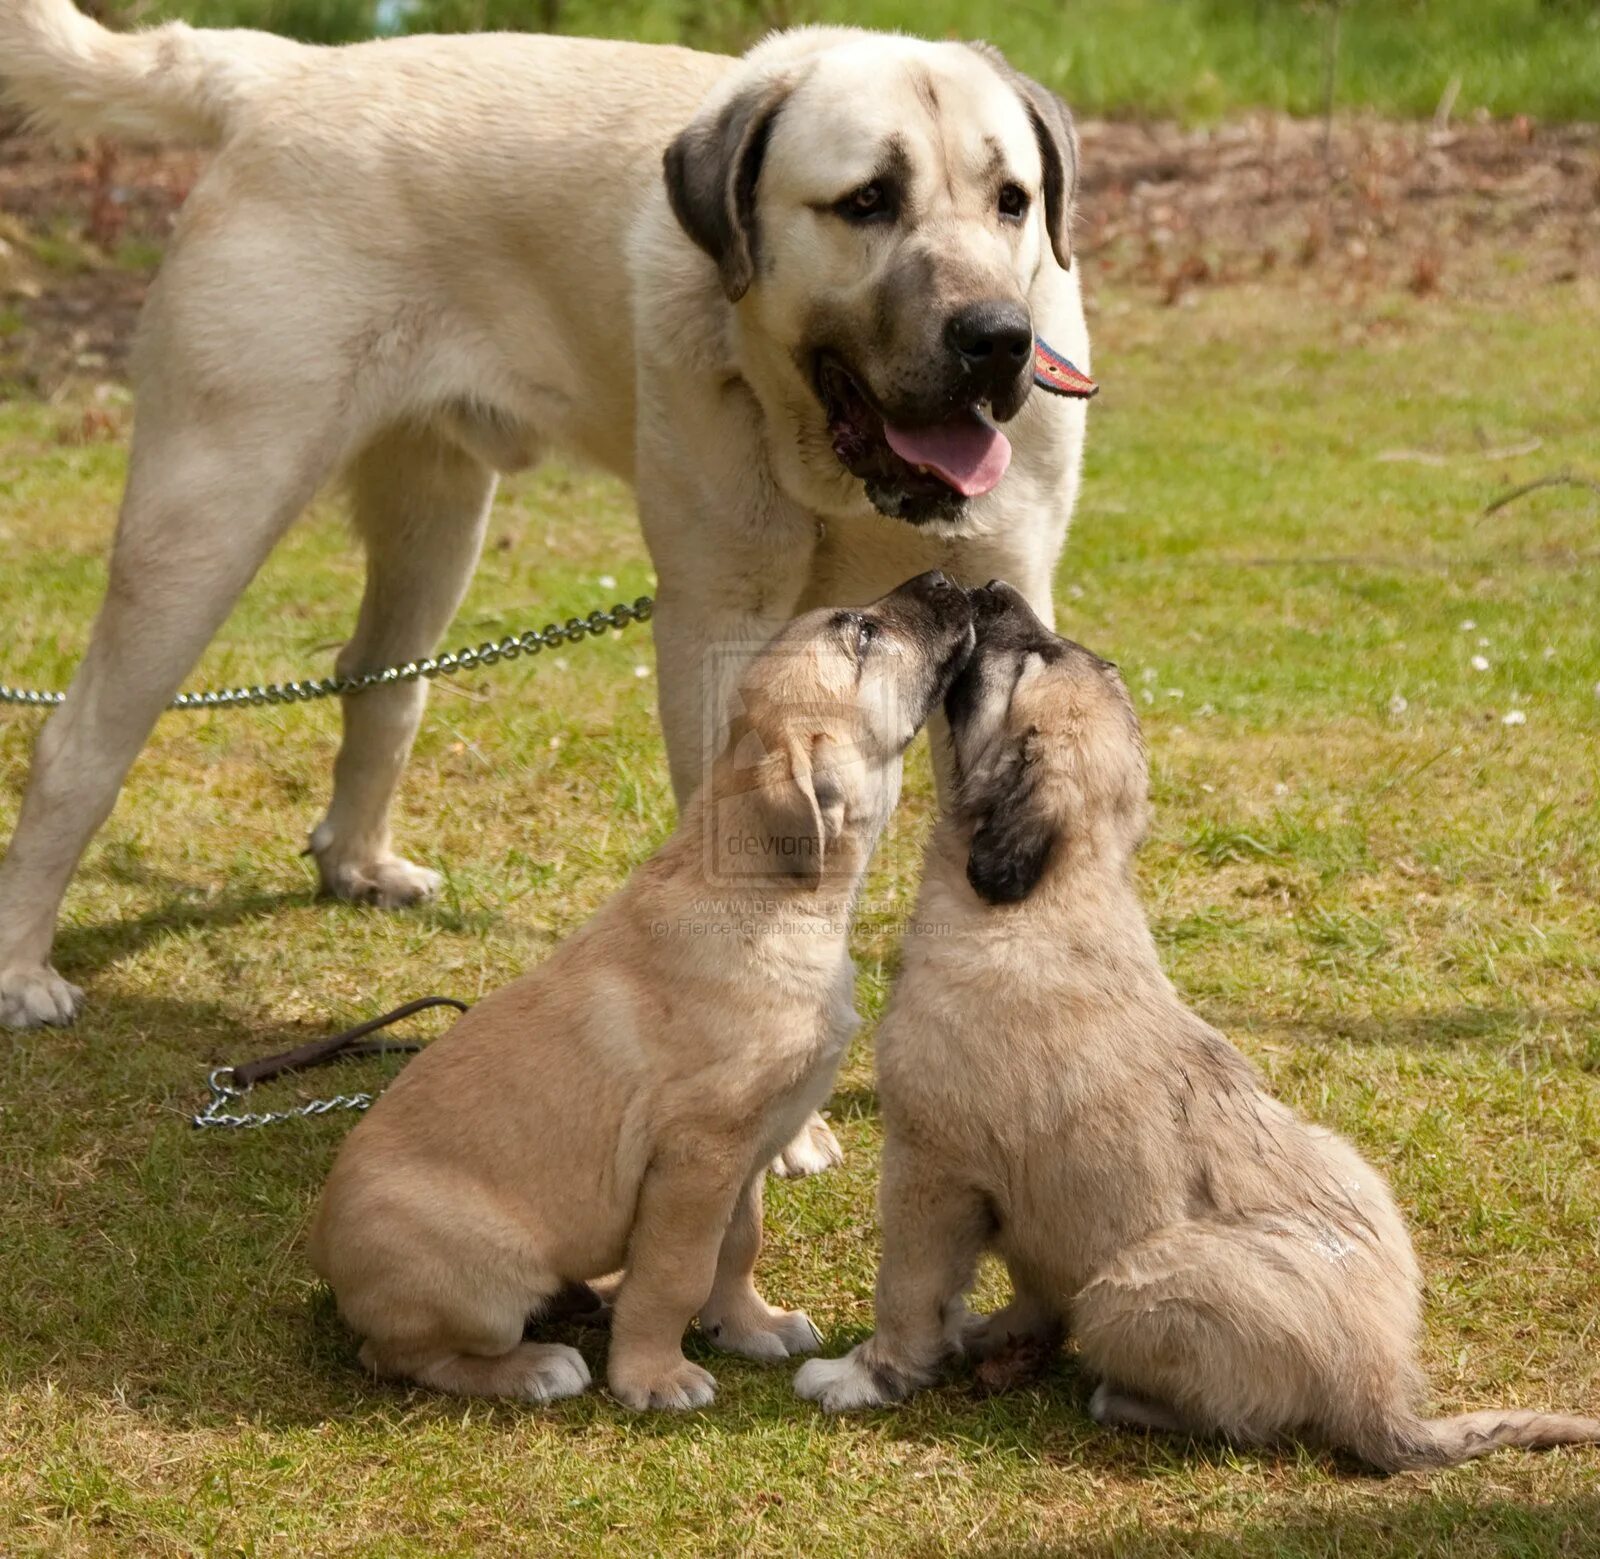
<box><xmin>796</xmin><ymin>582</ymin><xmax>1600</xmax><ymax>1470</ymax></box>
<box><xmin>0</xmin><ymin>5</ymin><xmax>1091</xmax><ymax>1044</ymax></box>
<box><xmin>309</xmin><ymin>572</ymin><xmax>974</xmax><ymax>1409</ymax></box>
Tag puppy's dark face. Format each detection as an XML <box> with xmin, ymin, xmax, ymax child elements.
<box><xmin>944</xmin><ymin>581</ymin><xmax>1148</xmax><ymax>904</ymax></box>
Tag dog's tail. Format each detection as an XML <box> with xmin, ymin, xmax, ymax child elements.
<box><xmin>0</xmin><ymin>0</ymin><xmax>306</xmax><ymax>145</ymax></box>
<box><xmin>1362</xmin><ymin>1408</ymin><xmax>1600</xmax><ymax>1471</ymax></box>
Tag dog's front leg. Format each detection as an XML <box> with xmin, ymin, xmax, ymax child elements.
<box><xmin>635</xmin><ymin>410</ymin><xmax>818</xmax><ymax>805</ymax></box>
<box><xmin>607</xmin><ymin>1150</ymin><xmax>746</xmax><ymax>1412</ymax></box>
<box><xmin>795</xmin><ymin>1143</ymin><xmax>990</xmax><ymax>1411</ymax></box>
<box><xmin>0</xmin><ymin>402</ymin><xmax>332</xmax><ymax>1029</ymax></box>
<box><xmin>698</xmin><ymin>1172</ymin><xmax>822</xmax><ymax>1361</ymax></box>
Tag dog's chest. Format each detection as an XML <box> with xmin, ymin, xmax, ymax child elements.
<box><xmin>747</xmin><ymin>973</ymin><xmax>859</xmax><ymax>1164</ymax></box>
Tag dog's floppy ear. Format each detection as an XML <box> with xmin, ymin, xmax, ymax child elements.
<box><xmin>757</xmin><ymin>737</ymin><xmax>845</xmax><ymax>891</ymax></box>
<box><xmin>965</xmin><ymin>752</ymin><xmax>1059</xmax><ymax>905</ymax></box>
<box><xmin>664</xmin><ymin>77</ymin><xmax>791</xmax><ymax>302</ymax></box>
<box><xmin>968</xmin><ymin>44</ymin><xmax>1079</xmax><ymax>270</ymax></box>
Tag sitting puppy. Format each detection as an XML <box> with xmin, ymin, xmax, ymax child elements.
<box><xmin>797</xmin><ymin>581</ymin><xmax>1600</xmax><ymax>1470</ymax></box>
<box><xmin>310</xmin><ymin>572</ymin><xmax>974</xmax><ymax>1411</ymax></box>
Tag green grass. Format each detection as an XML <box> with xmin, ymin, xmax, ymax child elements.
<box><xmin>3</xmin><ymin>271</ymin><xmax>1600</xmax><ymax>1554</ymax></box>
<box><xmin>135</xmin><ymin>0</ymin><xmax>1600</xmax><ymax>122</ymax></box>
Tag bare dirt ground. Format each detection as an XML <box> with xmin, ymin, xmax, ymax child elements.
<box><xmin>2</xmin><ymin>112</ymin><xmax>1596</xmax><ymax>395</ymax></box>
<box><xmin>1081</xmin><ymin>112</ymin><xmax>1598</xmax><ymax>305</ymax></box>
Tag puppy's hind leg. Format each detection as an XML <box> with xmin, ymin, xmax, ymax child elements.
<box><xmin>353</xmin><ymin>1253</ymin><xmax>591</xmax><ymax>1404</ymax></box>
<box><xmin>369</xmin><ymin>1339</ymin><xmax>591</xmax><ymax>1404</ymax></box>
<box><xmin>363</xmin><ymin>1311</ymin><xmax>591</xmax><ymax>1404</ymax></box>
<box><xmin>0</xmin><ymin>405</ymin><xmax>337</xmax><ymax>1029</ymax></box>
<box><xmin>1072</xmin><ymin>1219</ymin><xmax>1409</xmax><ymax>1457</ymax></box>
<box><xmin>1087</xmin><ymin>1382</ymin><xmax>1191</xmax><ymax>1436</ymax></box>
<box><xmin>309</xmin><ymin>428</ymin><xmax>496</xmax><ymax>907</ymax></box>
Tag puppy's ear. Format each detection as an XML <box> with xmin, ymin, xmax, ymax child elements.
<box><xmin>968</xmin><ymin>44</ymin><xmax>1079</xmax><ymax>270</ymax></box>
<box><xmin>664</xmin><ymin>78</ymin><xmax>791</xmax><ymax>302</ymax></box>
<box><xmin>758</xmin><ymin>738</ymin><xmax>844</xmax><ymax>890</ymax></box>
<box><xmin>966</xmin><ymin>760</ymin><xmax>1059</xmax><ymax>905</ymax></box>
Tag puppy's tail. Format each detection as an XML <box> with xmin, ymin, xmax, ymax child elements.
<box><xmin>1363</xmin><ymin>1409</ymin><xmax>1600</xmax><ymax>1471</ymax></box>
<box><xmin>0</xmin><ymin>0</ymin><xmax>305</xmax><ymax>145</ymax></box>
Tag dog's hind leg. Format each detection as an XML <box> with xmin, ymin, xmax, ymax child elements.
<box><xmin>397</xmin><ymin>1342</ymin><xmax>591</xmax><ymax>1402</ymax></box>
<box><xmin>1071</xmin><ymin>1218</ymin><xmax>1423</xmax><ymax>1460</ymax></box>
<box><xmin>1087</xmin><ymin>1382</ymin><xmax>1191</xmax><ymax>1435</ymax></box>
<box><xmin>308</xmin><ymin>428</ymin><xmax>495</xmax><ymax>906</ymax></box>
<box><xmin>0</xmin><ymin>405</ymin><xmax>338</xmax><ymax>1029</ymax></box>
<box><xmin>361</xmin><ymin>1290</ymin><xmax>590</xmax><ymax>1405</ymax></box>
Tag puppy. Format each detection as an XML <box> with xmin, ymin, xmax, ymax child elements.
<box><xmin>309</xmin><ymin>572</ymin><xmax>973</xmax><ymax>1410</ymax></box>
<box><xmin>797</xmin><ymin>581</ymin><xmax>1600</xmax><ymax>1470</ymax></box>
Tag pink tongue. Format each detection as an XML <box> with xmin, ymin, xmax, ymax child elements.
<box><xmin>883</xmin><ymin>413</ymin><xmax>1012</xmax><ymax>498</ymax></box>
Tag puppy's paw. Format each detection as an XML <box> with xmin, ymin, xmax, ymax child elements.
<box><xmin>1087</xmin><ymin>1381</ymin><xmax>1187</xmax><ymax>1434</ymax></box>
<box><xmin>510</xmin><ymin>1343</ymin><xmax>592</xmax><ymax>1403</ymax></box>
<box><xmin>959</xmin><ymin>1301</ymin><xmax>1062</xmax><ymax>1364</ymax></box>
<box><xmin>794</xmin><ymin>1347</ymin><xmax>907</xmax><ymax>1412</ymax></box>
<box><xmin>703</xmin><ymin>1305</ymin><xmax>822</xmax><ymax>1362</ymax></box>
<box><xmin>770</xmin><ymin>1113</ymin><xmax>843</xmax><ymax>1180</ymax></box>
<box><xmin>0</xmin><ymin>964</ymin><xmax>84</xmax><ymax>1029</ymax></box>
<box><xmin>392</xmin><ymin>1339</ymin><xmax>591</xmax><ymax>1401</ymax></box>
<box><xmin>610</xmin><ymin>1356</ymin><xmax>718</xmax><ymax>1412</ymax></box>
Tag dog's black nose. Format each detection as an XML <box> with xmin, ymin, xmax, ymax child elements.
<box><xmin>946</xmin><ymin>302</ymin><xmax>1033</xmax><ymax>384</ymax></box>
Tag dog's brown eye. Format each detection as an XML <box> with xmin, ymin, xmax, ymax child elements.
<box><xmin>998</xmin><ymin>183</ymin><xmax>1029</xmax><ymax>221</ymax></box>
<box><xmin>837</xmin><ymin>181</ymin><xmax>891</xmax><ymax>223</ymax></box>
<box><xmin>857</xmin><ymin>619</ymin><xmax>880</xmax><ymax>654</ymax></box>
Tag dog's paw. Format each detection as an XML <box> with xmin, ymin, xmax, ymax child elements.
<box><xmin>0</xmin><ymin>964</ymin><xmax>85</xmax><ymax>1029</ymax></box>
<box><xmin>703</xmin><ymin>1305</ymin><xmax>822</xmax><ymax>1362</ymax></box>
<box><xmin>958</xmin><ymin>1302</ymin><xmax>1061</xmax><ymax>1363</ymax></box>
<box><xmin>517</xmin><ymin>1344</ymin><xmax>592</xmax><ymax>1402</ymax></box>
<box><xmin>794</xmin><ymin>1349</ymin><xmax>904</xmax><ymax>1412</ymax></box>
<box><xmin>315</xmin><ymin>848</ymin><xmax>444</xmax><ymax>909</ymax></box>
<box><xmin>1087</xmin><ymin>1381</ymin><xmax>1187</xmax><ymax>1434</ymax></box>
<box><xmin>610</xmin><ymin>1356</ymin><xmax>718</xmax><ymax>1412</ymax></box>
<box><xmin>769</xmin><ymin>1113</ymin><xmax>843</xmax><ymax>1180</ymax></box>
<box><xmin>509</xmin><ymin>1343</ymin><xmax>592</xmax><ymax>1403</ymax></box>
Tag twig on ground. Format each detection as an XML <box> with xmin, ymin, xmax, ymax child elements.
<box><xmin>1483</xmin><ymin>469</ymin><xmax>1600</xmax><ymax>515</ymax></box>
<box><xmin>1434</xmin><ymin>75</ymin><xmax>1463</xmax><ymax>134</ymax></box>
<box><xmin>1321</xmin><ymin>0</ymin><xmax>1345</xmax><ymax>167</ymax></box>
<box><xmin>1378</xmin><ymin>439</ymin><xmax>1543</xmax><ymax>465</ymax></box>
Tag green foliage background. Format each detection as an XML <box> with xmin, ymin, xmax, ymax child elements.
<box><xmin>118</xmin><ymin>0</ymin><xmax>1600</xmax><ymax>121</ymax></box>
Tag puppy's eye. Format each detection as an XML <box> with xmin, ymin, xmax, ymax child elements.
<box><xmin>836</xmin><ymin>181</ymin><xmax>892</xmax><ymax>223</ymax></box>
<box><xmin>857</xmin><ymin>619</ymin><xmax>880</xmax><ymax>654</ymax></box>
<box><xmin>998</xmin><ymin>183</ymin><xmax>1030</xmax><ymax>222</ymax></box>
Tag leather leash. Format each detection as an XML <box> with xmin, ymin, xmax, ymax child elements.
<box><xmin>195</xmin><ymin>995</ymin><xmax>468</xmax><ymax>1129</ymax></box>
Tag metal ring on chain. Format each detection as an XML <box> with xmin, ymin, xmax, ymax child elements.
<box><xmin>2</xmin><ymin>595</ymin><xmax>655</xmax><ymax>712</ymax></box>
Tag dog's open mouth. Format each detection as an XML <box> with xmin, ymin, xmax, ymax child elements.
<box><xmin>816</xmin><ymin>354</ymin><xmax>1012</xmax><ymax>506</ymax></box>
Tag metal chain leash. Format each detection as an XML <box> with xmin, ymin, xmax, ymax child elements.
<box><xmin>2</xmin><ymin>596</ymin><xmax>654</xmax><ymax>711</ymax></box>
<box><xmin>191</xmin><ymin>992</ymin><xmax>473</xmax><ymax>1132</ymax></box>
<box><xmin>0</xmin><ymin>585</ymin><xmax>651</xmax><ymax>1120</ymax></box>
<box><xmin>193</xmin><ymin>1068</ymin><xmax>382</xmax><ymax>1131</ymax></box>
